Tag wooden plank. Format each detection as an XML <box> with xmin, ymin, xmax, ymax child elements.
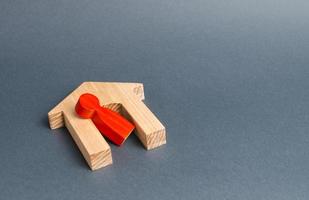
<box><xmin>63</xmin><ymin>108</ymin><xmax>112</xmax><ymax>170</ymax></box>
<box><xmin>115</xmin><ymin>84</ymin><xmax>166</xmax><ymax>149</ymax></box>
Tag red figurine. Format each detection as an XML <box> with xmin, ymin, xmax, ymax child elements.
<box><xmin>75</xmin><ymin>93</ymin><xmax>135</xmax><ymax>146</ymax></box>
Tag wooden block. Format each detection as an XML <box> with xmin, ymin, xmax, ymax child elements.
<box><xmin>48</xmin><ymin>82</ymin><xmax>166</xmax><ymax>170</ymax></box>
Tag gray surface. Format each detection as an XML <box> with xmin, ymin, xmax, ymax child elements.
<box><xmin>1</xmin><ymin>0</ymin><xmax>309</xmax><ymax>199</ymax></box>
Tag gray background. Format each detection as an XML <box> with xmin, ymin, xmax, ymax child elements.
<box><xmin>0</xmin><ymin>0</ymin><xmax>309</xmax><ymax>199</ymax></box>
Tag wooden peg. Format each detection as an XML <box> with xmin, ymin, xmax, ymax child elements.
<box><xmin>75</xmin><ymin>93</ymin><xmax>135</xmax><ymax>146</ymax></box>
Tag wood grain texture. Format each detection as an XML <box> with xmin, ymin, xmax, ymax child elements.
<box><xmin>48</xmin><ymin>82</ymin><xmax>166</xmax><ymax>170</ymax></box>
